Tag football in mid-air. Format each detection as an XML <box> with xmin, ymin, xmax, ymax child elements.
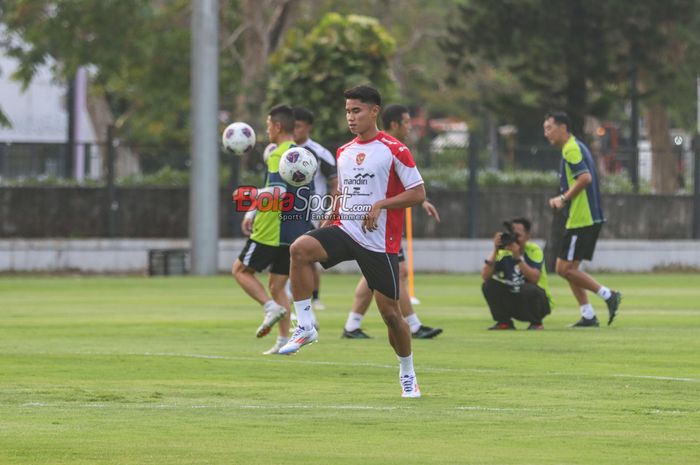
<box><xmin>222</xmin><ymin>122</ymin><xmax>255</xmax><ymax>155</ymax></box>
<box><xmin>278</xmin><ymin>147</ymin><xmax>318</xmax><ymax>187</ymax></box>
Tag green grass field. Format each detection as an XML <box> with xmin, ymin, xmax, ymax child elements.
<box><xmin>1</xmin><ymin>273</ymin><xmax>699</xmax><ymax>464</ymax></box>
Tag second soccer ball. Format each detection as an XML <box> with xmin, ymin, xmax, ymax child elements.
<box><xmin>278</xmin><ymin>147</ymin><xmax>318</xmax><ymax>187</ymax></box>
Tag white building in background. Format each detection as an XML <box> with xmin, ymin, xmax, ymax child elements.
<box><xmin>0</xmin><ymin>52</ymin><xmax>99</xmax><ymax>179</ymax></box>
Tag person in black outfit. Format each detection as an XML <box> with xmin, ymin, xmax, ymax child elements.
<box><xmin>481</xmin><ymin>218</ymin><xmax>553</xmax><ymax>330</ymax></box>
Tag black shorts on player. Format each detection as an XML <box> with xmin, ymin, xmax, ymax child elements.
<box><xmin>559</xmin><ymin>223</ymin><xmax>602</xmax><ymax>262</ymax></box>
<box><xmin>308</xmin><ymin>226</ymin><xmax>400</xmax><ymax>300</ymax></box>
<box><xmin>238</xmin><ymin>239</ymin><xmax>290</xmax><ymax>275</ymax></box>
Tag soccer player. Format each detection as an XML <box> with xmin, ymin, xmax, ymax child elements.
<box><xmin>232</xmin><ymin>105</ymin><xmax>315</xmax><ymax>354</ymax></box>
<box><xmin>543</xmin><ymin>111</ymin><xmax>622</xmax><ymax>327</ymax></box>
<box><xmin>279</xmin><ymin>85</ymin><xmax>426</xmax><ymax>398</ymax></box>
<box><xmin>291</xmin><ymin>106</ymin><xmax>338</xmax><ymax>312</ymax></box>
<box><xmin>342</xmin><ymin>104</ymin><xmax>443</xmax><ymax>339</ymax></box>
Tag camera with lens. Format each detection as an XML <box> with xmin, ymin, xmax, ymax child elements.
<box><xmin>498</xmin><ymin>221</ymin><xmax>519</xmax><ymax>249</ymax></box>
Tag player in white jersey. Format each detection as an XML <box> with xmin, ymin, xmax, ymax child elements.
<box><xmin>279</xmin><ymin>85</ymin><xmax>426</xmax><ymax>398</ymax></box>
<box><xmin>292</xmin><ymin>107</ymin><xmax>338</xmax><ymax>312</ymax></box>
<box><xmin>342</xmin><ymin>104</ymin><xmax>443</xmax><ymax>340</ymax></box>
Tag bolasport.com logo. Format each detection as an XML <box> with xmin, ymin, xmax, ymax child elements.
<box><xmin>232</xmin><ymin>186</ymin><xmax>372</xmax><ymax>221</ymax></box>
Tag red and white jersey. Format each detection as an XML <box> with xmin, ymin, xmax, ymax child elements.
<box><xmin>334</xmin><ymin>131</ymin><xmax>423</xmax><ymax>253</ymax></box>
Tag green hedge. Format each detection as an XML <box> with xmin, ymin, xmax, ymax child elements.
<box><xmin>0</xmin><ymin>167</ymin><xmax>658</xmax><ymax>194</ymax></box>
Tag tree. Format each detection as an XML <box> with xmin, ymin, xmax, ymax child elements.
<box><xmin>0</xmin><ymin>0</ymin><xmax>259</xmax><ymax>147</ymax></box>
<box><xmin>442</xmin><ymin>0</ymin><xmax>697</xmax><ymax>135</ymax></box>
<box><xmin>266</xmin><ymin>13</ymin><xmax>396</xmax><ymax>146</ymax></box>
<box><xmin>220</xmin><ymin>0</ymin><xmax>299</xmax><ymax>128</ymax></box>
<box><xmin>0</xmin><ymin>0</ymin><xmax>194</xmax><ymax>146</ymax></box>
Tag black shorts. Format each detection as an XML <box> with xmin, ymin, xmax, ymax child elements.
<box><xmin>307</xmin><ymin>226</ymin><xmax>400</xmax><ymax>300</ymax></box>
<box><xmin>398</xmin><ymin>247</ymin><xmax>405</xmax><ymax>263</ymax></box>
<box><xmin>559</xmin><ymin>223</ymin><xmax>603</xmax><ymax>262</ymax></box>
<box><xmin>237</xmin><ymin>239</ymin><xmax>290</xmax><ymax>275</ymax></box>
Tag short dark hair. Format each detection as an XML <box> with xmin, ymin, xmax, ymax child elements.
<box><xmin>269</xmin><ymin>104</ymin><xmax>295</xmax><ymax>133</ymax></box>
<box><xmin>511</xmin><ymin>217</ymin><xmax>532</xmax><ymax>234</ymax></box>
<box><xmin>545</xmin><ymin>111</ymin><xmax>571</xmax><ymax>132</ymax></box>
<box><xmin>344</xmin><ymin>84</ymin><xmax>382</xmax><ymax>107</ymax></box>
<box><xmin>382</xmin><ymin>104</ymin><xmax>409</xmax><ymax>130</ymax></box>
<box><xmin>293</xmin><ymin>106</ymin><xmax>314</xmax><ymax>125</ymax></box>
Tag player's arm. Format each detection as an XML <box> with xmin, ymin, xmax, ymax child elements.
<box><xmin>515</xmin><ymin>257</ymin><xmax>541</xmax><ymax>284</ymax></box>
<box><xmin>509</xmin><ymin>243</ymin><xmax>542</xmax><ymax>284</ymax></box>
<box><xmin>481</xmin><ymin>233</ymin><xmax>501</xmax><ymax>281</ymax></box>
<box><xmin>362</xmin><ymin>184</ymin><xmax>425</xmax><ymax>233</ymax></box>
<box><xmin>550</xmin><ymin>172</ymin><xmax>591</xmax><ymax>210</ymax></box>
<box><xmin>328</xmin><ymin>177</ymin><xmax>338</xmax><ymax>197</ymax></box>
<box><xmin>421</xmin><ymin>199</ymin><xmax>440</xmax><ymax>223</ymax></box>
<box><xmin>241</xmin><ymin>183</ymin><xmax>287</xmax><ymax>236</ymax></box>
<box><xmin>241</xmin><ymin>152</ymin><xmax>288</xmax><ymax>234</ymax></box>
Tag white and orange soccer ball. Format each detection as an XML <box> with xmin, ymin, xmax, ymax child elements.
<box><xmin>278</xmin><ymin>146</ymin><xmax>317</xmax><ymax>187</ymax></box>
<box><xmin>222</xmin><ymin>122</ymin><xmax>256</xmax><ymax>155</ymax></box>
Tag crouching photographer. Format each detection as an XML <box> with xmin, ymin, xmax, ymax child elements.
<box><xmin>481</xmin><ymin>218</ymin><xmax>553</xmax><ymax>330</ymax></box>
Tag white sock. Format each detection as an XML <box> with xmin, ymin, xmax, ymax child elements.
<box><xmin>580</xmin><ymin>303</ymin><xmax>596</xmax><ymax>319</ymax></box>
<box><xmin>597</xmin><ymin>286</ymin><xmax>612</xmax><ymax>300</ymax></box>
<box><xmin>263</xmin><ymin>300</ymin><xmax>278</xmax><ymax>312</ymax></box>
<box><xmin>293</xmin><ymin>299</ymin><xmax>314</xmax><ymax>328</ymax></box>
<box><xmin>398</xmin><ymin>353</ymin><xmax>415</xmax><ymax>377</ymax></box>
<box><xmin>276</xmin><ymin>335</ymin><xmax>289</xmax><ymax>345</ymax></box>
<box><xmin>405</xmin><ymin>313</ymin><xmax>422</xmax><ymax>333</ymax></box>
<box><xmin>309</xmin><ymin>308</ymin><xmax>318</xmax><ymax>327</ymax></box>
<box><xmin>345</xmin><ymin>312</ymin><xmax>364</xmax><ymax>332</ymax></box>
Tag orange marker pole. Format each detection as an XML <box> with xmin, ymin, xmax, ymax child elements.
<box><xmin>406</xmin><ymin>207</ymin><xmax>416</xmax><ymax>299</ymax></box>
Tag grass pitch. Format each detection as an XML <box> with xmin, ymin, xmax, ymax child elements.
<box><xmin>1</xmin><ymin>273</ymin><xmax>698</xmax><ymax>464</ymax></box>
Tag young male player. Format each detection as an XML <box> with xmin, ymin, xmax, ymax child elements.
<box><xmin>342</xmin><ymin>104</ymin><xmax>443</xmax><ymax>339</ymax></box>
<box><xmin>543</xmin><ymin>111</ymin><xmax>622</xmax><ymax>327</ymax></box>
<box><xmin>279</xmin><ymin>85</ymin><xmax>426</xmax><ymax>398</ymax></box>
<box><xmin>231</xmin><ymin>105</ymin><xmax>315</xmax><ymax>354</ymax></box>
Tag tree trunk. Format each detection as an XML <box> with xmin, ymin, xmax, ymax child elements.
<box><xmin>86</xmin><ymin>90</ymin><xmax>140</xmax><ymax>178</ymax></box>
<box><xmin>646</xmin><ymin>101</ymin><xmax>678</xmax><ymax>194</ymax></box>
<box><xmin>233</xmin><ymin>0</ymin><xmax>298</xmax><ymax>125</ymax></box>
<box><xmin>565</xmin><ymin>0</ymin><xmax>587</xmax><ymax>136</ymax></box>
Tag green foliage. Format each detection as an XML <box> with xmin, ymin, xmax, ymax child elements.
<box><xmin>600</xmin><ymin>171</ymin><xmax>653</xmax><ymax>194</ymax></box>
<box><xmin>267</xmin><ymin>13</ymin><xmax>397</xmax><ymax>144</ymax></box>
<box><xmin>443</xmin><ymin>0</ymin><xmax>700</xmax><ymax>134</ymax></box>
<box><xmin>0</xmin><ymin>175</ymin><xmax>103</xmax><ymax>188</ymax></box>
<box><xmin>116</xmin><ymin>165</ymin><xmax>264</xmax><ymax>188</ymax></box>
<box><xmin>0</xmin><ymin>165</ymin><xmax>264</xmax><ymax>188</ymax></box>
<box><xmin>0</xmin><ymin>1</ymin><xmax>244</xmax><ymax>146</ymax></box>
<box><xmin>421</xmin><ymin>168</ymin><xmax>559</xmax><ymax>190</ymax></box>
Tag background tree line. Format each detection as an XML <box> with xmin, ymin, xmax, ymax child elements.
<box><xmin>1</xmin><ymin>0</ymin><xmax>699</xmax><ymax>193</ymax></box>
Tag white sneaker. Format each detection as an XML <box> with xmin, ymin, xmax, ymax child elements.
<box><xmin>400</xmin><ymin>374</ymin><xmax>421</xmax><ymax>398</ymax></box>
<box><xmin>256</xmin><ymin>305</ymin><xmax>286</xmax><ymax>338</ymax></box>
<box><xmin>277</xmin><ymin>325</ymin><xmax>319</xmax><ymax>355</ymax></box>
<box><xmin>312</xmin><ymin>299</ymin><xmax>326</xmax><ymax>311</ymax></box>
<box><xmin>263</xmin><ymin>338</ymin><xmax>289</xmax><ymax>355</ymax></box>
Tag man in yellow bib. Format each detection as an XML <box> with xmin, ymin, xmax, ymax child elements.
<box><xmin>481</xmin><ymin>218</ymin><xmax>553</xmax><ymax>330</ymax></box>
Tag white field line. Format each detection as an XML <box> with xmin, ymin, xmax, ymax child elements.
<box><xmin>14</xmin><ymin>401</ymin><xmax>539</xmax><ymax>413</ymax></box>
<box><xmin>92</xmin><ymin>351</ymin><xmax>498</xmax><ymax>374</ymax></box>
<box><xmin>40</xmin><ymin>350</ymin><xmax>700</xmax><ymax>384</ymax></box>
<box><xmin>16</xmin><ymin>402</ymin><xmax>693</xmax><ymax>416</ymax></box>
<box><xmin>612</xmin><ymin>374</ymin><xmax>699</xmax><ymax>383</ymax></box>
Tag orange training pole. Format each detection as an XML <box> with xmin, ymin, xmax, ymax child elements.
<box><xmin>406</xmin><ymin>207</ymin><xmax>416</xmax><ymax>299</ymax></box>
